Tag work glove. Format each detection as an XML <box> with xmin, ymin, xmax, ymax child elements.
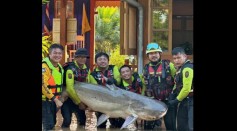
<box><xmin>168</xmin><ymin>98</ymin><xmax>180</xmax><ymax>106</ymax></box>
<box><xmin>168</xmin><ymin>93</ymin><xmax>177</xmax><ymax>101</ymax></box>
<box><xmin>106</xmin><ymin>78</ymin><xmax>114</xmax><ymax>85</ymax></box>
<box><xmin>104</xmin><ymin>76</ymin><xmax>115</xmax><ymax>85</ymax></box>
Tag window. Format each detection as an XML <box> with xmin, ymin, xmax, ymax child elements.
<box><xmin>54</xmin><ymin>0</ymin><xmax>74</xmax><ymax>18</ymax></box>
<box><xmin>55</xmin><ymin>0</ymin><xmax>61</xmax><ymax>18</ymax></box>
<box><xmin>172</xmin><ymin>0</ymin><xmax>193</xmax><ymax>55</ymax></box>
<box><xmin>150</xmin><ymin>0</ymin><xmax>172</xmax><ymax>54</ymax></box>
<box><xmin>120</xmin><ymin>1</ymin><xmax>137</xmax><ymax>55</ymax></box>
<box><xmin>66</xmin><ymin>0</ymin><xmax>73</xmax><ymax>18</ymax></box>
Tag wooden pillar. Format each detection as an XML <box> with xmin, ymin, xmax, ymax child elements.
<box><xmin>89</xmin><ymin>0</ymin><xmax>95</xmax><ymax>71</ymax></box>
<box><xmin>60</xmin><ymin>0</ymin><xmax>67</xmax><ymax>64</ymax></box>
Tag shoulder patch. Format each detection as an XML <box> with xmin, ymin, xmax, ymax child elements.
<box><xmin>68</xmin><ymin>73</ymin><xmax>73</xmax><ymax>79</ymax></box>
<box><xmin>185</xmin><ymin>71</ymin><xmax>189</xmax><ymax>78</ymax></box>
<box><xmin>42</xmin><ymin>68</ymin><xmax>46</xmax><ymax>73</ymax></box>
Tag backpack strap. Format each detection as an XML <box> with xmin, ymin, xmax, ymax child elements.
<box><xmin>161</xmin><ymin>59</ymin><xmax>171</xmax><ymax>79</ymax></box>
<box><xmin>62</xmin><ymin>62</ymin><xmax>76</xmax><ymax>86</ymax></box>
<box><xmin>92</xmin><ymin>65</ymin><xmax>115</xmax><ymax>77</ymax></box>
<box><xmin>91</xmin><ymin>65</ymin><xmax>115</xmax><ymax>85</ymax></box>
<box><xmin>143</xmin><ymin>64</ymin><xmax>149</xmax><ymax>78</ymax></box>
<box><xmin>132</xmin><ymin>72</ymin><xmax>143</xmax><ymax>87</ymax></box>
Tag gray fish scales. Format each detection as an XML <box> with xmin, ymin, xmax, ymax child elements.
<box><xmin>73</xmin><ymin>82</ymin><xmax>168</xmax><ymax>129</ymax></box>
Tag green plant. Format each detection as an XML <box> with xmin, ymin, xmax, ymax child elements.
<box><xmin>95</xmin><ymin>7</ymin><xmax>120</xmax><ymax>53</ymax></box>
<box><xmin>42</xmin><ymin>35</ymin><xmax>52</xmax><ymax>58</ymax></box>
<box><xmin>109</xmin><ymin>45</ymin><xmax>126</xmax><ymax>68</ymax></box>
<box><xmin>42</xmin><ymin>0</ymin><xmax>50</xmax><ymax>4</ymax></box>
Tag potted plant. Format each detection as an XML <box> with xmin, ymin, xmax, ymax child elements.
<box><xmin>42</xmin><ymin>0</ymin><xmax>50</xmax><ymax>4</ymax></box>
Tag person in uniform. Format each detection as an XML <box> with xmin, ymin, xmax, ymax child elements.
<box><xmin>168</xmin><ymin>47</ymin><xmax>193</xmax><ymax>131</ymax></box>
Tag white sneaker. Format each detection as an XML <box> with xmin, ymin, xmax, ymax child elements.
<box><xmin>106</xmin><ymin>119</ymin><xmax>111</xmax><ymax>128</ymax></box>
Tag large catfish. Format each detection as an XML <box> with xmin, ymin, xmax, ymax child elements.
<box><xmin>73</xmin><ymin>81</ymin><xmax>168</xmax><ymax>129</ymax></box>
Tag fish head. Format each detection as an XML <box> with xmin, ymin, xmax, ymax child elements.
<box><xmin>136</xmin><ymin>99</ymin><xmax>168</xmax><ymax>120</ymax></box>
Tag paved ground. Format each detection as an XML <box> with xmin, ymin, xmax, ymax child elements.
<box><xmin>52</xmin><ymin>109</ymin><xmax>167</xmax><ymax>131</ymax></box>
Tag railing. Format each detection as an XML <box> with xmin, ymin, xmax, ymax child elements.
<box><xmin>67</xmin><ymin>35</ymin><xmax>85</xmax><ymax>62</ymax></box>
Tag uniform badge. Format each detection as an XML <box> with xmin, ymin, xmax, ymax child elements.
<box><xmin>68</xmin><ymin>73</ymin><xmax>72</xmax><ymax>79</ymax></box>
<box><xmin>185</xmin><ymin>71</ymin><xmax>189</xmax><ymax>78</ymax></box>
<box><xmin>42</xmin><ymin>68</ymin><xmax>46</xmax><ymax>73</ymax></box>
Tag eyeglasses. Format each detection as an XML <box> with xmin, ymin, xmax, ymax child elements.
<box><xmin>147</xmin><ymin>43</ymin><xmax>159</xmax><ymax>50</ymax></box>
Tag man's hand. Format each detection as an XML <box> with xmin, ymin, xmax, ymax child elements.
<box><xmin>60</xmin><ymin>91</ymin><xmax>68</xmax><ymax>102</ymax></box>
<box><xmin>145</xmin><ymin>89</ymin><xmax>154</xmax><ymax>98</ymax></box>
<box><xmin>103</xmin><ymin>76</ymin><xmax>114</xmax><ymax>85</ymax></box>
<box><xmin>54</xmin><ymin>98</ymin><xmax>63</xmax><ymax>108</ymax></box>
<box><xmin>168</xmin><ymin>98</ymin><xmax>180</xmax><ymax>106</ymax></box>
<box><xmin>86</xmin><ymin>107</ymin><xmax>94</xmax><ymax>112</ymax></box>
<box><xmin>144</xmin><ymin>79</ymin><xmax>148</xmax><ymax>85</ymax></box>
<box><xmin>78</xmin><ymin>102</ymin><xmax>87</xmax><ymax>110</ymax></box>
<box><xmin>61</xmin><ymin>91</ymin><xmax>68</xmax><ymax>98</ymax></box>
<box><xmin>168</xmin><ymin>93</ymin><xmax>177</xmax><ymax>101</ymax></box>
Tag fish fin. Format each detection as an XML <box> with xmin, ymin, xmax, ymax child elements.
<box><xmin>120</xmin><ymin>114</ymin><xmax>138</xmax><ymax>130</ymax></box>
<box><xmin>105</xmin><ymin>84</ymin><xmax>117</xmax><ymax>90</ymax></box>
<box><xmin>97</xmin><ymin>114</ymin><xmax>110</xmax><ymax>127</ymax></box>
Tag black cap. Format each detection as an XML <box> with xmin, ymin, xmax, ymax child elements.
<box><xmin>75</xmin><ymin>48</ymin><xmax>89</xmax><ymax>58</ymax></box>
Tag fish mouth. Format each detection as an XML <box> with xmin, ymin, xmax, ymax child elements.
<box><xmin>143</xmin><ymin>116</ymin><xmax>157</xmax><ymax>120</ymax></box>
<box><xmin>159</xmin><ymin>110</ymin><xmax>168</xmax><ymax>118</ymax></box>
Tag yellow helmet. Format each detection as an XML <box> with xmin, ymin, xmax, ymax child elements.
<box><xmin>146</xmin><ymin>43</ymin><xmax>162</xmax><ymax>54</ymax></box>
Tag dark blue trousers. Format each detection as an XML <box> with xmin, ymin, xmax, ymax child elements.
<box><xmin>177</xmin><ymin>97</ymin><xmax>193</xmax><ymax>131</ymax></box>
<box><xmin>42</xmin><ymin>100</ymin><xmax>57</xmax><ymax>131</ymax></box>
<box><xmin>61</xmin><ymin>98</ymin><xmax>86</xmax><ymax>127</ymax></box>
<box><xmin>164</xmin><ymin>103</ymin><xmax>177</xmax><ymax>131</ymax></box>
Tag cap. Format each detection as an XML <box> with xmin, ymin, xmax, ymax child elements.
<box><xmin>75</xmin><ymin>48</ymin><xmax>89</xmax><ymax>58</ymax></box>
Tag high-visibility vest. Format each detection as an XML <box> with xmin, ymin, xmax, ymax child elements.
<box><xmin>42</xmin><ymin>57</ymin><xmax>64</xmax><ymax>100</ymax></box>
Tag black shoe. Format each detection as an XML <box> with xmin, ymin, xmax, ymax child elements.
<box><xmin>78</xmin><ymin>121</ymin><xmax>85</xmax><ymax>126</ymax></box>
<box><xmin>144</xmin><ymin>121</ymin><xmax>155</xmax><ymax>130</ymax></box>
<box><xmin>155</xmin><ymin>119</ymin><xmax>162</xmax><ymax>127</ymax></box>
<box><xmin>98</xmin><ymin>123</ymin><xmax>106</xmax><ymax>128</ymax></box>
<box><xmin>61</xmin><ymin>124</ymin><xmax>70</xmax><ymax>128</ymax></box>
